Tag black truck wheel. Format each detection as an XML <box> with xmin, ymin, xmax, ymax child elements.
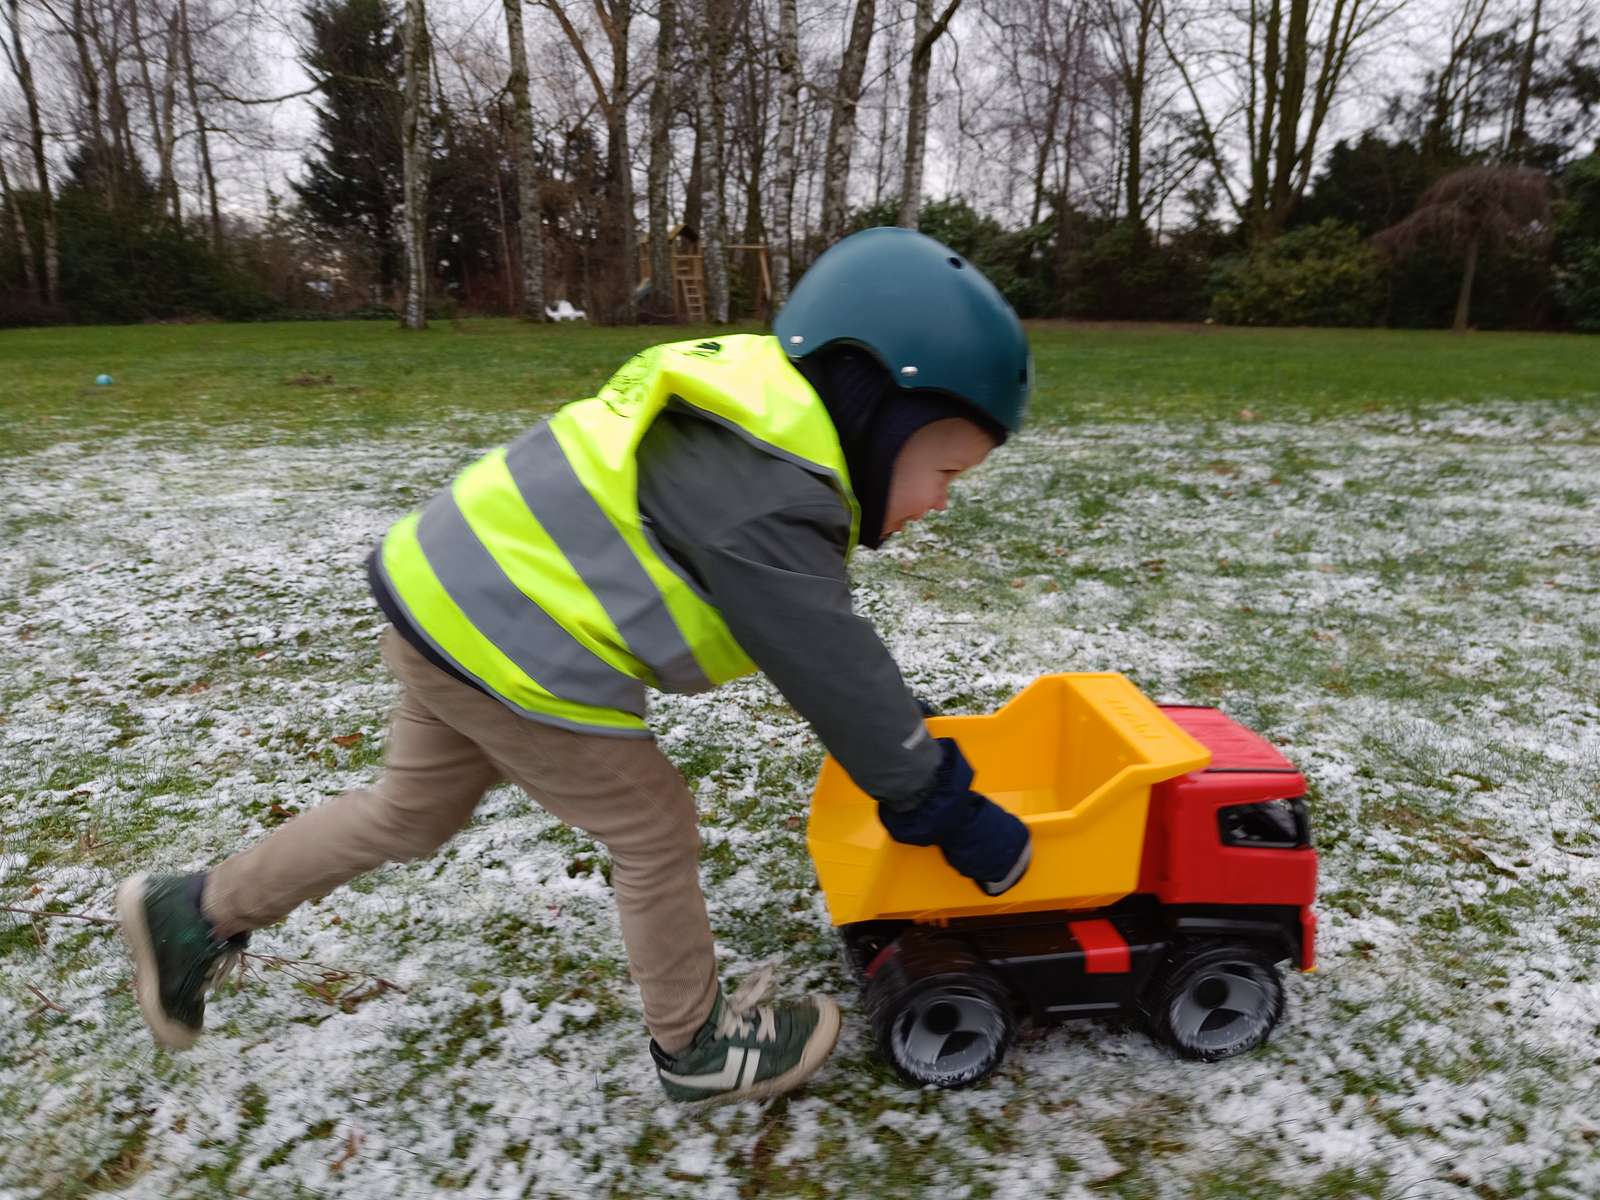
<box><xmin>1146</xmin><ymin>941</ymin><xmax>1284</xmax><ymax>1061</ymax></box>
<box><xmin>864</xmin><ymin>933</ymin><xmax>1015</xmax><ymax>1088</ymax></box>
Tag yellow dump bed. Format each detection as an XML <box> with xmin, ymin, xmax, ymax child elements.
<box><xmin>807</xmin><ymin>673</ymin><xmax>1212</xmax><ymax>924</ymax></box>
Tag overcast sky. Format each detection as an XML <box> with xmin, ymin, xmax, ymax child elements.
<box><xmin>10</xmin><ymin>0</ymin><xmax>1585</xmax><ymax>223</ymax></box>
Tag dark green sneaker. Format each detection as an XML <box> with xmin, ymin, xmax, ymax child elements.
<box><xmin>650</xmin><ymin>967</ymin><xmax>841</xmax><ymax>1106</ymax></box>
<box><xmin>116</xmin><ymin>872</ymin><xmax>247</xmax><ymax>1049</ymax></box>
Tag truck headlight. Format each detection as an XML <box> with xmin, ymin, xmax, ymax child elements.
<box><xmin>1218</xmin><ymin>797</ymin><xmax>1311</xmax><ymax>849</ymax></box>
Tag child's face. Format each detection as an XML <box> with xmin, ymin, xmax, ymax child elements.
<box><xmin>880</xmin><ymin>418</ymin><xmax>998</xmax><ymax>540</ymax></box>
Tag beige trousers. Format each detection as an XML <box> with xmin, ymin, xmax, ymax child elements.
<box><xmin>202</xmin><ymin>627</ymin><xmax>719</xmax><ymax>1052</ymax></box>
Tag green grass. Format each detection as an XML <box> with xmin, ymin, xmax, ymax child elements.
<box><xmin>2</xmin><ymin>319</ymin><xmax>1596</xmax><ymax>459</ymax></box>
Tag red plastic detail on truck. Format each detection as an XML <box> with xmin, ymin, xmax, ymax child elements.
<box><xmin>1159</xmin><ymin>705</ymin><xmax>1298</xmax><ymax>772</ymax></box>
<box><xmin>1300</xmin><ymin>907</ymin><xmax>1318</xmax><ymax>970</ymax></box>
<box><xmin>864</xmin><ymin>942</ymin><xmax>900</xmax><ymax>979</ymax></box>
<box><xmin>1069</xmin><ymin>919</ymin><xmax>1131</xmax><ymax>974</ymax></box>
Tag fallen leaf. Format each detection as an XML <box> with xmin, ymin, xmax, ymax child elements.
<box><xmin>330</xmin><ymin>1128</ymin><xmax>362</xmax><ymax>1172</ymax></box>
<box><xmin>332</xmin><ymin>734</ymin><xmax>363</xmax><ymax>748</ymax></box>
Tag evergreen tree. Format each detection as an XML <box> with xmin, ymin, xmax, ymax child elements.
<box><xmin>293</xmin><ymin>0</ymin><xmax>405</xmax><ymax>299</ymax></box>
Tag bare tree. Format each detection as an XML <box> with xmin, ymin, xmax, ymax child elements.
<box><xmin>399</xmin><ymin>0</ymin><xmax>431</xmax><ymax>329</ymax></box>
<box><xmin>770</xmin><ymin>0</ymin><xmax>798</xmax><ymax>303</ymax></box>
<box><xmin>645</xmin><ymin>0</ymin><xmax>675</xmax><ymax>315</ymax></box>
<box><xmin>1163</xmin><ymin>0</ymin><xmax>1411</xmax><ymax>240</ymax></box>
<box><xmin>897</xmin><ymin>0</ymin><xmax>962</xmax><ymax>227</ymax></box>
<box><xmin>1507</xmin><ymin>0</ymin><xmax>1543</xmax><ymax>160</ymax></box>
<box><xmin>178</xmin><ymin>0</ymin><xmax>224</xmax><ymax>250</ymax></box>
<box><xmin>2</xmin><ymin>0</ymin><xmax>57</xmax><ymax>301</ymax></box>
<box><xmin>501</xmin><ymin>0</ymin><xmax>545</xmax><ymax>319</ymax></box>
<box><xmin>127</xmin><ymin>0</ymin><xmax>182</xmax><ymax>220</ymax></box>
<box><xmin>66</xmin><ymin>0</ymin><xmax>112</xmax><ymax>199</ymax></box>
<box><xmin>694</xmin><ymin>0</ymin><xmax>728</xmax><ymax>320</ymax></box>
<box><xmin>820</xmin><ymin>0</ymin><xmax>876</xmax><ymax>241</ymax></box>
<box><xmin>539</xmin><ymin>0</ymin><xmax>637</xmax><ymax>321</ymax></box>
<box><xmin>1374</xmin><ymin>164</ymin><xmax>1551</xmax><ymax>330</ymax></box>
<box><xmin>1100</xmin><ymin>0</ymin><xmax>1166</xmax><ymax>230</ymax></box>
<box><xmin>730</xmin><ymin>4</ymin><xmax>773</xmax><ymax>316</ymax></box>
<box><xmin>1420</xmin><ymin>0</ymin><xmax>1495</xmax><ymax>159</ymax></box>
<box><xmin>0</xmin><ymin>149</ymin><xmax>39</xmax><ymax>294</ymax></box>
<box><xmin>972</xmin><ymin>0</ymin><xmax>1105</xmax><ymax>230</ymax></box>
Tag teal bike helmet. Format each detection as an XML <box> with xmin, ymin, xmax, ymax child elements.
<box><xmin>774</xmin><ymin>227</ymin><xmax>1031</xmax><ymax>433</ymax></box>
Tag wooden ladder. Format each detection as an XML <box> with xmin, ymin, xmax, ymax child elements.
<box><xmin>674</xmin><ymin>254</ymin><xmax>707</xmax><ymax>323</ymax></box>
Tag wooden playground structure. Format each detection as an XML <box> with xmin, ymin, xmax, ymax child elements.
<box><xmin>638</xmin><ymin>225</ymin><xmax>772</xmax><ymax>322</ymax></box>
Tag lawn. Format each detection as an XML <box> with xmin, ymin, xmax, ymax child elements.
<box><xmin>1</xmin><ymin>319</ymin><xmax>1597</xmax><ymax>1199</ymax></box>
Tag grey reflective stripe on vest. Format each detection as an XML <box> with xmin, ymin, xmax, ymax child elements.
<box><xmin>414</xmin><ymin>489</ymin><xmax>648</xmax><ymax>716</ymax></box>
<box><xmin>505</xmin><ymin>424</ymin><xmax>712</xmax><ymax>695</ymax></box>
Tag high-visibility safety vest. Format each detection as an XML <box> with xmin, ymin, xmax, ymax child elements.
<box><xmin>377</xmin><ymin>334</ymin><xmax>860</xmax><ymax>736</ymax></box>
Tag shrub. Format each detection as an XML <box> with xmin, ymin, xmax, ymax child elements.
<box><xmin>1211</xmin><ymin>220</ymin><xmax>1385</xmax><ymax>327</ymax></box>
<box><xmin>1553</xmin><ymin>154</ymin><xmax>1600</xmax><ymax>332</ymax></box>
<box><xmin>56</xmin><ymin>188</ymin><xmax>278</xmax><ymax>324</ymax></box>
<box><xmin>1060</xmin><ymin>221</ymin><xmax>1215</xmax><ymax>321</ymax></box>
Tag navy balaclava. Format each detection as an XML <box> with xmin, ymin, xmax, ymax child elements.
<box><xmin>796</xmin><ymin>347</ymin><xmax>1005</xmax><ymax>549</ymax></box>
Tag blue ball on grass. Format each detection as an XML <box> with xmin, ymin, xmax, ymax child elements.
<box><xmin>95</xmin><ymin>374</ymin><xmax>113</xmax><ymax>386</ymax></box>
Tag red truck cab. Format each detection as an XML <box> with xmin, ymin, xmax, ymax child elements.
<box><xmin>1142</xmin><ymin>706</ymin><xmax>1318</xmax><ymax>970</ymax></box>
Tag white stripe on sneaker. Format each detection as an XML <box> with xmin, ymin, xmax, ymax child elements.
<box><xmin>738</xmin><ymin>1049</ymin><xmax>762</xmax><ymax>1088</ymax></box>
<box><xmin>659</xmin><ymin>1048</ymin><xmax>746</xmax><ymax>1092</ymax></box>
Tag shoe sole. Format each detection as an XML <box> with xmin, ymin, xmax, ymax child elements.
<box><xmin>115</xmin><ymin>872</ymin><xmax>201</xmax><ymax>1051</ymax></box>
<box><xmin>686</xmin><ymin>996</ymin><xmax>843</xmax><ymax>1110</ymax></box>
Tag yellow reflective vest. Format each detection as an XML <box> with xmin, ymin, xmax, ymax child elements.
<box><xmin>377</xmin><ymin>334</ymin><xmax>860</xmax><ymax>735</ymax></box>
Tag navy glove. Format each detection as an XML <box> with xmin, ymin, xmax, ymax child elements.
<box><xmin>878</xmin><ymin>738</ymin><xmax>1033</xmax><ymax>896</ymax></box>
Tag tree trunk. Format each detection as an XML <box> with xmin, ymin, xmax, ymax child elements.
<box><xmin>735</xmin><ymin>16</ymin><xmax>767</xmax><ymax>314</ymax></box>
<box><xmin>158</xmin><ymin>7</ymin><xmax>182</xmax><ymax>221</ymax></box>
<box><xmin>179</xmin><ymin>0</ymin><xmax>223</xmax><ymax>252</ymax></box>
<box><xmin>646</xmin><ymin>0</ymin><xmax>676</xmax><ymax>315</ymax></box>
<box><xmin>1452</xmin><ymin>232</ymin><xmax>1479</xmax><ymax>332</ymax></box>
<box><xmin>607</xmin><ymin>3</ymin><xmax>637</xmax><ymax>323</ymax></box>
<box><xmin>1248</xmin><ymin>0</ymin><xmax>1281</xmax><ymax>238</ymax></box>
<box><xmin>93</xmin><ymin>7</ymin><xmax>137</xmax><ymax>202</ymax></box>
<box><xmin>399</xmin><ymin>0</ymin><xmax>432</xmax><ymax>330</ymax></box>
<box><xmin>771</xmin><ymin>0</ymin><xmax>798</xmax><ymax>305</ymax></box>
<box><xmin>820</xmin><ymin>0</ymin><xmax>876</xmax><ymax>241</ymax></box>
<box><xmin>502</xmin><ymin>0</ymin><xmax>545</xmax><ymax>319</ymax></box>
<box><xmin>5</xmin><ymin>0</ymin><xmax>57</xmax><ymax>302</ymax></box>
<box><xmin>1424</xmin><ymin>0</ymin><xmax>1494</xmax><ymax>162</ymax></box>
<box><xmin>898</xmin><ymin>0</ymin><xmax>961</xmax><ymax>229</ymax></box>
<box><xmin>128</xmin><ymin>0</ymin><xmax>175</xmax><ymax>221</ymax></box>
<box><xmin>1508</xmin><ymin>0</ymin><xmax>1542</xmax><ymax>162</ymax></box>
<box><xmin>696</xmin><ymin>0</ymin><xmax>728</xmax><ymax>321</ymax></box>
<box><xmin>69</xmin><ymin>0</ymin><xmax>111</xmax><ymax>202</ymax></box>
<box><xmin>1265</xmin><ymin>0</ymin><xmax>1309</xmax><ymax>236</ymax></box>
<box><xmin>898</xmin><ymin>0</ymin><xmax>933</xmax><ymax>228</ymax></box>
<box><xmin>1030</xmin><ymin>73</ymin><xmax>1062</xmax><ymax>230</ymax></box>
<box><xmin>0</xmin><ymin>153</ymin><xmax>39</xmax><ymax>295</ymax></box>
<box><xmin>870</xmin><ymin>22</ymin><xmax>892</xmax><ymax>206</ymax></box>
<box><xmin>1123</xmin><ymin>0</ymin><xmax>1155</xmax><ymax>231</ymax></box>
<box><xmin>493</xmin><ymin>163</ymin><xmax>514</xmax><ymax>309</ymax></box>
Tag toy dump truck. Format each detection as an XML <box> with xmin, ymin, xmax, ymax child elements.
<box><xmin>808</xmin><ymin>673</ymin><xmax>1318</xmax><ymax>1087</ymax></box>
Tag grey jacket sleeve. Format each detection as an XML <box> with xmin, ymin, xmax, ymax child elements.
<box><xmin>637</xmin><ymin>408</ymin><xmax>940</xmax><ymax>807</ymax></box>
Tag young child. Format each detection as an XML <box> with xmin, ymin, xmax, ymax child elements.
<box><xmin>116</xmin><ymin>227</ymin><xmax>1034</xmax><ymax>1106</ymax></box>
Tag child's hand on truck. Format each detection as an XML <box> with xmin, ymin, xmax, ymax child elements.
<box><xmin>877</xmin><ymin>739</ymin><xmax>1033</xmax><ymax>896</ymax></box>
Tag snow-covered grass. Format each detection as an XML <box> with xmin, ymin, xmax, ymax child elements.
<box><xmin>2</xmin><ymin>323</ymin><xmax>1598</xmax><ymax>1199</ymax></box>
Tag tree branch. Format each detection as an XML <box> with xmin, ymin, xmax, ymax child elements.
<box><xmin>1</xmin><ymin>905</ymin><xmax>117</xmax><ymax>926</ymax></box>
<box><xmin>535</xmin><ymin>0</ymin><xmax>614</xmax><ymax>122</ymax></box>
